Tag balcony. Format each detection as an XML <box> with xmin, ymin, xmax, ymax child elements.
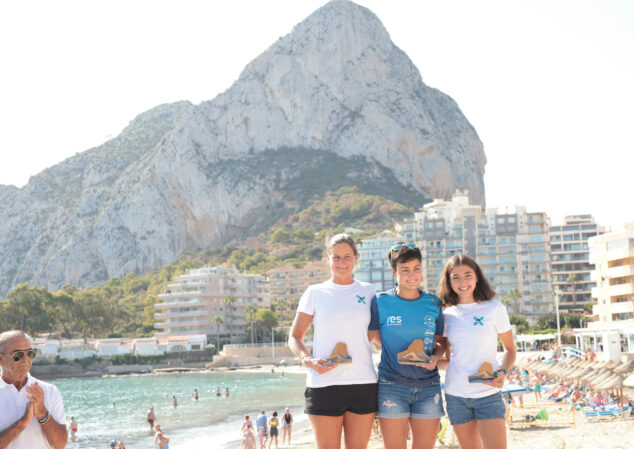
<box><xmin>607</xmin><ymin>301</ymin><xmax>634</xmax><ymax>315</ymax></box>
<box><xmin>158</xmin><ymin>290</ymin><xmax>202</xmax><ymax>299</ymax></box>
<box><xmin>154</xmin><ymin>310</ymin><xmax>207</xmax><ymax>319</ymax></box>
<box><xmin>609</xmin><ymin>283</ymin><xmax>634</xmax><ymax>297</ymax></box>
<box><xmin>155</xmin><ymin>299</ymin><xmax>206</xmax><ymax>310</ymax></box>
<box><xmin>608</xmin><ymin>264</ymin><xmax>634</xmax><ymax>279</ymax></box>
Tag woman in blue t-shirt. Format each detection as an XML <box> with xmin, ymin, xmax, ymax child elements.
<box><xmin>368</xmin><ymin>243</ymin><xmax>445</xmax><ymax>449</ymax></box>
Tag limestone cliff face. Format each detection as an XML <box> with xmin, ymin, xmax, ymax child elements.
<box><xmin>0</xmin><ymin>0</ymin><xmax>485</xmax><ymax>294</ymax></box>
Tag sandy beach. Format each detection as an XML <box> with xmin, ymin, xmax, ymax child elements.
<box><xmin>270</xmin><ymin>390</ymin><xmax>634</xmax><ymax>449</ymax></box>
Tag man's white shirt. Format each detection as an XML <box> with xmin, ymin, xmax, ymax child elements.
<box><xmin>0</xmin><ymin>373</ymin><xmax>66</xmax><ymax>449</ymax></box>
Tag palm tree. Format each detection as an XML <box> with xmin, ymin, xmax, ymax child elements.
<box><xmin>568</xmin><ymin>273</ymin><xmax>578</xmax><ymax>306</ymax></box>
<box><xmin>224</xmin><ymin>295</ymin><xmax>236</xmax><ymax>343</ymax></box>
<box><xmin>213</xmin><ymin>314</ymin><xmax>223</xmax><ymax>355</ymax></box>
<box><xmin>501</xmin><ymin>288</ymin><xmax>522</xmax><ymax>315</ymax></box>
<box><xmin>245</xmin><ymin>305</ymin><xmax>257</xmax><ymax>344</ymax></box>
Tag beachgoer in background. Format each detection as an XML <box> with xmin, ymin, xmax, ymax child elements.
<box><xmin>118</xmin><ymin>441</ymin><xmax>126</xmax><ymax>449</ymax></box>
<box><xmin>109</xmin><ymin>440</ymin><xmax>118</xmax><ymax>448</ymax></box>
<box><xmin>256</xmin><ymin>411</ymin><xmax>268</xmax><ymax>449</ymax></box>
<box><xmin>268</xmin><ymin>411</ymin><xmax>279</xmax><ymax>449</ymax></box>
<box><xmin>225</xmin><ymin>387</ymin><xmax>230</xmax><ymax>398</ymax></box>
<box><xmin>69</xmin><ymin>416</ymin><xmax>78</xmax><ymax>441</ymax></box>
<box><xmin>438</xmin><ymin>255</ymin><xmax>516</xmax><ymax>449</ymax></box>
<box><xmin>0</xmin><ymin>330</ymin><xmax>68</xmax><ymax>449</ymax></box>
<box><xmin>172</xmin><ymin>395</ymin><xmax>177</xmax><ymax>409</ymax></box>
<box><xmin>368</xmin><ymin>242</ymin><xmax>446</xmax><ymax>449</ymax></box>
<box><xmin>281</xmin><ymin>408</ymin><xmax>293</xmax><ymax>446</ymax></box>
<box><xmin>147</xmin><ymin>406</ymin><xmax>156</xmax><ymax>430</ymax></box>
<box><xmin>216</xmin><ymin>387</ymin><xmax>221</xmax><ymax>397</ymax></box>
<box><xmin>241</xmin><ymin>423</ymin><xmax>256</xmax><ymax>449</ymax></box>
<box><xmin>288</xmin><ymin>234</ymin><xmax>378</xmax><ymax>449</ymax></box>
<box><xmin>241</xmin><ymin>415</ymin><xmax>253</xmax><ymax>433</ymax></box>
<box><xmin>193</xmin><ymin>389</ymin><xmax>199</xmax><ymax>401</ymax></box>
<box><xmin>155</xmin><ymin>425</ymin><xmax>170</xmax><ymax>449</ymax></box>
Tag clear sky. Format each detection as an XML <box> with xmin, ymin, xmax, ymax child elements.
<box><xmin>1</xmin><ymin>0</ymin><xmax>632</xmax><ymax>229</ymax></box>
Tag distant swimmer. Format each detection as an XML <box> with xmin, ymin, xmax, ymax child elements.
<box><xmin>155</xmin><ymin>425</ymin><xmax>170</xmax><ymax>449</ymax></box>
<box><xmin>172</xmin><ymin>395</ymin><xmax>178</xmax><ymax>409</ymax></box>
<box><xmin>147</xmin><ymin>406</ymin><xmax>156</xmax><ymax>430</ymax></box>
<box><xmin>193</xmin><ymin>389</ymin><xmax>199</xmax><ymax>401</ymax></box>
<box><xmin>225</xmin><ymin>387</ymin><xmax>230</xmax><ymax>398</ymax></box>
<box><xmin>69</xmin><ymin>416</ymin><xmax>78</xmax><ymax>441</ymax></box>
<box><xmin>215</xmin><ymin>387</ymin><xmax>221</xmax><ymax>397</ymax></box>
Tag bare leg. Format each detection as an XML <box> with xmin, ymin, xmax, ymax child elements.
<box><xmin>452</xmin><ymin>421</ymin><xmax>484</xmax><ymax>449</ymax></box>
<box><xmin>409</xmin><ymin>418</ymin><xmax>441</xmax><ymax>449</ymax></box>
<box><xmin>308</xmin><ymin>415</ymin><xmax>343</xmax><ymax>449</ymax></box>
<box><xmin>476</xmin><ymin>419</ymin><xmax>507</xmax><ymax>449</ymax></box>
<box><xmin>342</xmin><ymin>411</ymin><xmax>375</xmax><ymax>449</ymax></box>
<box><xmin>378</xmin><ymin>417</ymin><xmax>408</xmax><ymax>449</ymax></box>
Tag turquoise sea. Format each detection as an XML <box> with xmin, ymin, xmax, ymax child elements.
<box><xmin>51</xmin><ymin>371</ymin><xmax>307</xmax><ymax>448</ymax></box>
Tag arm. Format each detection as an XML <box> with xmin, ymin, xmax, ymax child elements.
<box><xmin>484</xmin><ymin>330</ymin><xmax>516</xmax><ymax>388</ymax></box>
<box><xmin>367</xmin><ymin>330</ymin><xmax>381</xmax><ymax>345</ymax></box>
<box><xmin>288</xmin><ymin>311</ymin><xmax>336</xmax><ymax>375</ymax></box>
<box><xmin>437</xmin><ymin>339</ymin><xmax>450</xmax><ymax>370</ymax></box>
<box><xmin>26</xmin><ymin>383</ymin><xmax>68</xmax><ymax>449</ymax></box>
<box><xmin>0</xmin><ymin>402</ymin><xmax>34</xmax><ymax>449</ymax></box>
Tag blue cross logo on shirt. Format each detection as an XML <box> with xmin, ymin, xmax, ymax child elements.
<box><xmin>473</xmin><ymin>316</ymin><xmax>484</xmax><ymax>326</ymax></box>
<box><xmin>356</xmin><ymin>295</ymin><xmax>366</xmax><ymax>304</ymax></box>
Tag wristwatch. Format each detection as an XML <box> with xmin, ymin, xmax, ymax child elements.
<box><xmin>497</xmin><ymin>368</ymin><xmax>507</xmax><ymax>376</ymax></box>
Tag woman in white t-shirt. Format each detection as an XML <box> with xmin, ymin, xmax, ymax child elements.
<box><xmin>288</xmin><ymin>234</ymin><xmax>377</xmax><ymax>449</ymax></box>
<box><xmin>438</xmin><ymin>255</ymin><xmax>516</xmax><ymax>449</ymax></box>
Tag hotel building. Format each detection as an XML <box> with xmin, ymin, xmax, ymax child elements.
<box><xmin>394</xmin><ymin>190</ymin><xmax>553</xmax><ymax>317</ymax></box>
<box><xmin>154</xmin><ymin>266</ymin><xmax>268</xmax><ymax>340</ymax></box>
<box><xmin>549</xmin><ymin>215</ymin><xmax>604</xmax><ymax>311</ymax></box>
<box><xmin>355</xmin><ymin>230</ymin><xmax>400</xmax><ymax>292</ymax></box>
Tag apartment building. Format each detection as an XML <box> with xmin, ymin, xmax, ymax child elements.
<box><xmin>154</xmin><ymin>266</ymin><xmax>268</xmax><ymax>339</ymax></box>
<box><xmin>355</xmin><ymin>230</ymin><xmax>400</xmax><ymax>292</ymax></box>
<box><xmin>267</xmin><ymin>259</ymin><xmax>330</xmax><ymax>318</ymax></box>
<box><xmin>550</xmin><ymin>215</ymin><xmax>604</xmax><ymax>311</ymax></box>
<box><xmin>396</xmin><ymin>190</ymin><xmax>553</xmax><ymax>317</ymax></box>
<box><xmin>589</xmin><ymin>223</ymin><xmax>634</xmax><ymax>326</ymax></box>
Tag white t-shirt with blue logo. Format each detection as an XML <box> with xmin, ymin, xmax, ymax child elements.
<box><xmin>297</xmin><ymin>279</ymin><xmax>377</xmax><ymax>388</ymax></box>
<box><xmin>369</xmin><ymin>289</ymin><xmax>444</xmax><ymax>386</ymax></box>
<box><xmin>443</xmin><ymin>299</ymin><xmax>511</xmax><ymax>398</ymax></box>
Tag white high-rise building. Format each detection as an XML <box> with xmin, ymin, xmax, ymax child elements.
<box><xmin>154</xmin><ymin>266</ymin><xmax>268</xmax><ymax>340</ymax></box>
<box><xmin>396</xmin><ymin>190</ymin><xmax>553</xmax><ymax>317</ymax></box>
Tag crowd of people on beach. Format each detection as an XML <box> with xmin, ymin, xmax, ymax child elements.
<box><xmin>240</xmin><ymin>408</ymin><xmax>293</xmax><ymax>449</ymax></box>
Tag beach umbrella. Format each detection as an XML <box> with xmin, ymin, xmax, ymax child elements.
<box><xmin>613</xmin><ymin>359</ymin><xmax>634</xmax><ymax>375</ymax></box>
<box><xmin>597</xmin><ymin>376</ymin><xmax>625</xmax><ymax>408</ymax></box>
<box><xmin>623</xmin><ymin>373</ymin><xmax>634</xmax><ymax>388</ymax></box>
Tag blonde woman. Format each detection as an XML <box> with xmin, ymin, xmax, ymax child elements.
<box><xmin>289</xmin><ymin>234</ymin><xmax>377</xmax><ymax>449</ymax></box>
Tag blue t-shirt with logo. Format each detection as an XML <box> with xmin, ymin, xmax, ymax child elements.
<box><xmin>369</xmin><ymin>289</ymin><xmax>444</xmax><ymax>386</ymax></box>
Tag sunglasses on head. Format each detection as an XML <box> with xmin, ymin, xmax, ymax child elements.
<box><xmin>390</xmin><ymin>242</ymin><xmax>417</xmax><ymax>257</ymax></box>
<box><xmin>6</xmin><ymin>349</ymin><xmax>37</xmax><ymax>362</ymax></box>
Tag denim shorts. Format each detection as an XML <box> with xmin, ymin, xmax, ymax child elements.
<box><xmin>445</xmin><ymin>392</ymin><xmax>506</xmax><ymax>425</ymax></box>
<box><xmin>377</xmin><ymin>376</ymin><xmax>444</xmax><ymax>419</ymax></box>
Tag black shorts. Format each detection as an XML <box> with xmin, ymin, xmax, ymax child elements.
<box><xmin>270</xmin><ymin>427</ymin><xmax>278</xmax><ymax>437</ymax></box>
<box><xmin>305</xmin><ymin>383</ymin><xmax>378</xmax><ymax>416</ymax></box>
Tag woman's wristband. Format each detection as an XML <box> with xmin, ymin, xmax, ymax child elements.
<box><xmin>38</xmin><ymin>411</ymin><xmax>51</xmax><ymax>424</ymax></box>
<box><xmin>497</xmin><ymin>368</ymin><xmax>507</xmax><ymax>376</ymax></box>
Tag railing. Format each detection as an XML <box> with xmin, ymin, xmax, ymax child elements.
<box><xmin>562</xmin><ymin>346</ymin><xmax>584</xmax><ymax>358</ymax></box>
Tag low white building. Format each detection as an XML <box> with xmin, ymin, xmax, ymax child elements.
<box><xmin>58</xmin><ymin>339</ymin><xmax>96</xmax><ymax>360</ymax></box>
<box><xmin>95</xmin><ymin>338</ymin><xmax>134</xmax><ymax>356</ymax></box>
<box><xmin>133</xmin><ymin>337</ymin><xmax>159</xmax><ymax>356</ymax></box>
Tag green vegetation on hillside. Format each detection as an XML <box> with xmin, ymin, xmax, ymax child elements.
<box><xmin>0</xmin><ymin>186</ymin><xmax>413</xmax><ymax>338</ymax></box>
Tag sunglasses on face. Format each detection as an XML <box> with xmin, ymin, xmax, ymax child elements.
<box><xmin>7</xmin><ymin>349</ymin><xmax>37</xmax><ymax>362</ymax></box>
<box><xmin>390</xmin><ymin>242</ymin><xmax>417</xmax><ymax>257</ymax></box>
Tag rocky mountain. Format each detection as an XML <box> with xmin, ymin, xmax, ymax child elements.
<box><xmin>0</xmin><ymin>0</ymin><xmax>486</xmax><ymax>295</ymax></box>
